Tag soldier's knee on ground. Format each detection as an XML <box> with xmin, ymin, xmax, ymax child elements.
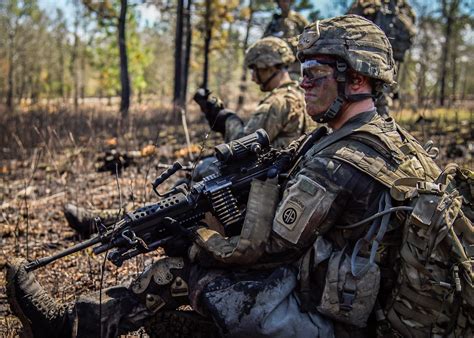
<box><xmin>130</xmin><ymin>257</ymin><xmax>191</xmax><ymax>314</ymax></box>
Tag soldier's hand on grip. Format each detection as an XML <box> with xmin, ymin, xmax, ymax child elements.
<box><xmin>193</xmin><ymin>88</ymin><xmax>232</xmax><ymax>134</ymax></box>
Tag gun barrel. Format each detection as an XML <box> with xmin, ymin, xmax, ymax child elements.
<box><xmin>24</xmin><ymin>236</ymin><xmax>102</xmax><ymax>272</ymax></box>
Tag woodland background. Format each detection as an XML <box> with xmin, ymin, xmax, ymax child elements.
<box><xmin>0</xmin><ymin>0</ymin><xmax>473</xmax><ymax>336</ymax></box>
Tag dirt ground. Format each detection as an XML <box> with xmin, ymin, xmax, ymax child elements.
<box><xmin>0</xmin><ymin>105</ymin><xmax>472</xmax><ymax>336</ymax></box>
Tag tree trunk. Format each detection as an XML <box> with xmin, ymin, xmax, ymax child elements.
<box><xmin>71</xmin><ymin>36</ymin><xmax>79</xmax><ymax>110</ymax></box>
<box><xmin>439</xmin><ymin>0</ymin><xmax>459</xmax><ymax>107</ymax></box>
<box><xmin>57</xmin><ymin>35</ymin><xmax>65</xmax><ymax>100</ymax></box>
<box><xmin>173</xmin><ymin>0</ymin><xmax>184</xmax><ymax>108</ymax></box>
<box><xmin>236</xmin><ymin>0</ymin><xmax>254</xmax><ymax>111</ymax></box>
<box><xmin>183</xmin><ymin>0</ymin><xmax>192</xmax><ymax>107</ymax></box>
<box><xmin>450</xmin><ymin>39</ymin><xmax>458</xmax><ymax>105</ymax></box>
<box><xmin>118</xmin><ymin>0</ymin><xmax>130</xmax><ymax>119</ymax></box>
<box><xmin>6</xmin><ymin>31</ymin><xmax>15</xmax><ymax>111</ymax></box>
<box><xmin>71</xmin><ymin>6</ymin><xmax>80</xmax><ymax>110</ymax></box>
<box><xmin>202</xmin><ymin>0</ymin><xmax>212</xmax><ymax>89</ymax></box>
<box><xmin>439</xmin><ymin>17</ymin><xmax>452</xmax><ymax>107</ymax></box>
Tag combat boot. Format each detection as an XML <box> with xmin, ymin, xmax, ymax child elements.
<box><xmin>63</xmin><ymin>203</ymin><xmax>118</xmax><ymax>237</ymax></box>
<box><xmin>6</xmin><ymin>258</ymin><xmax>73</xmax><ymax>338</ymax></box>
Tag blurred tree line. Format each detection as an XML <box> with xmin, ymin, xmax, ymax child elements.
<box><xmin>0</xmin><ymin>0</ymin><xmax>472</xmax><ymax>119</ymax></box>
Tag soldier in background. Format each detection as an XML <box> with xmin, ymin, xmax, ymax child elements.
<box><xmin>263</xmin><ymin>0</ymin><xmax>309</xmax><ymax>80</ymax></box>
<box><xmin>195</xmin><ymin>36</ymin><xmax>313</xmax><ymax>149</ymax></box>
<box><xmin>348</xmin><ymin>0</ymin><xmax>416</xmax><ymax>117</ymax></box>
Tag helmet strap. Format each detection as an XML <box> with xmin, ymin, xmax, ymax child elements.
<box><xmin>316</xmin><ymin>61</ymin><xmax>374</xmax><ymax>123</ymax></box>
<box><xmin>316</xmin><ymin>61</ymin><xmax>348</xmax><ymax>123</ymax></box>
<box><xmin>257</xmin><ymin>67</ymin><xmax>282</xmax><ymax>91</ymax></box>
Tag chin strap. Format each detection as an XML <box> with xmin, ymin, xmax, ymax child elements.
<box><xmin>315</xmin><ymin>61</ymin><xmax>374</xmax><ymax>123</ymax></box>
<box><xmin>258</xmin><ymin>67</ymin><xmax>283</xmax><ymax>91</ymax></box>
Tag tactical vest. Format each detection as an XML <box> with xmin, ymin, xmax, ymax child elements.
<box><xmin>308</xmin><ymin>111</ymin><xmax>473</xmax><ymax>336</ymax></box>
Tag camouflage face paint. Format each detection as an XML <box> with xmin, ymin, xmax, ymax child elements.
<box><xmin>300</xmin><ymin>59</ymin><xmax>335</xmax><ymax>87</ymax></box>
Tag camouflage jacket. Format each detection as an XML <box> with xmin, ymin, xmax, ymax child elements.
<box><xmin>225</xmin><ymin>81</ymin><xmax>314</xmax><ymax>148</ymax></box>
<box><xmin>263</xmin><ymin>11</ymin><xmax>308</xmax><ymax>42</ymax></box>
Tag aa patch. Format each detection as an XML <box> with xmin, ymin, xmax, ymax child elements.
<box><xmin>273</xmin><ymin>174</ymin><xmax>337</xmax><ymax>245</ymax></box>
<box><xmin>276</xmin><ymin>200</ymin><xmax>304</xmax><ymax>231</ymax></box>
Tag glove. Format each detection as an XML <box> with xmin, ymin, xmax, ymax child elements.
<box><xmin>160</xmin><ymin>217</ymin><xmax>196</xmax><ymax>257</ymax></box>
<box><xmin>193</xmin><ymin>88</ymin><xmax>232</xmax><ymax>134</ymax></box>
<box><xmin>161</xmin><ymin>235</ymin><xmax>192</xmax><ymax>257</ymax></box>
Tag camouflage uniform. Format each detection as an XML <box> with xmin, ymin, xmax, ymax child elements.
<box><xmin>264</xmin><ymin>10</ymin><xmax>308</xmax><ymax>40</ymax></box>
<box><xmin>5</xmin><ymin>16</ymin><xmax>444</xmax><ymax>338</ymax></box>
<box><xmin>347</xmin><ymin>0</ymin><xmax>416</xmax><ymax>117</ymax></box>
<box><xmin>200</xmin><ymin>37</ymin><xmax>314</xmax><ymax>148</ymax></box>
<box><xmin>225</xmin><ymin>80</ymin><xmax>309</xmax><ymax>149</ymax></box>
<box><xmin>263</xmin><ymin>10</ymin><xmax>309</xmax><ymax>80</ymax></box>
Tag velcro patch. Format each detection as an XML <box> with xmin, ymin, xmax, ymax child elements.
<box><xmin>274</xmin><ymin>175</ymin><xmax>335</xmax><ymax>244</ymax></box>
<box><xmin>276</xmin><ymin>200</ymin><xmax>303</xmax><ymax>230</ymax></box>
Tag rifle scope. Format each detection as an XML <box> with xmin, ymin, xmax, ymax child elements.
<box><xmin>214</xmin><ymin>129</ymin><xmax>270</xmax><ymax>163</ymax></box>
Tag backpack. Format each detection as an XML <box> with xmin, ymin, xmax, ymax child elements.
<box><xmin>310</xmin><ymin>116</ymin><xmax>473</xmax><ymax>335</ymax></box>
<box><xmin>383</xmin><ymin>164</ymin><xmax>474</xmax><ymax>337</ymax></box>
<box><xmin>348</xmin><ymin>0</ymin><xmax>416</xmax><ymax>61</ymax></box>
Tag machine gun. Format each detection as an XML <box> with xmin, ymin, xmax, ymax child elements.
<box><xmin>25</xmin><ymin>128</ymin><xmax>326</xmax><ymax>272</ymax></box>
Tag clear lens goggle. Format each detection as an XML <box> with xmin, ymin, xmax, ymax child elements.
<box><xmin>300</xmin><ymin>60</ymin><xmax>335</xmax><ymax>81</ymax></box>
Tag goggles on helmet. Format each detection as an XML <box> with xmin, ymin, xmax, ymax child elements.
<box><xmin>300</xmin><ymin>59</ymin><xmax>335</xmax><ymax>82</ymax></box>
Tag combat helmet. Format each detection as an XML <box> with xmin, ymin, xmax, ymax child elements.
<box><xmin>298</xmin><ymin>15</ymin><xmax>396</xmax><ymax>85</ymax></box>
<box><xmin>297</xmin><ymin>15</ymin><xmax>396</xmax><ymax>122</ymax></box>
<box><xmin>244</xmin><ymin>37</ymin><xmax>295</xmax><ymax>69</ymax></box>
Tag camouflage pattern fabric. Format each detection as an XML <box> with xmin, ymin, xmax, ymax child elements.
<box><xmin>244</xmin><ymin>36</ymin><xmax>295</xmax><ymax>69</ymax></box>
<box><xmin>264</xmin><ymin>11</ymin><xmax>308</xmax><ymax>41</ymax></box>
<box><xmin>225</xmin><ymin>81</ymin><xmax>313</xmax><ymax>148</ymax></box>
<box><xmin>297</xmin><ymin>15</ymin><xmax>396</xmax><ymax>86</ymax></box>
<box><xmin>263</xmin><ymin>11</ymin><xmax>309</xmax><ymax>80</ymax></box>
<box><xmin>347</xmin><ymin>0</ymin><xmax>416</xmax><ymax>62</ymax></box>
<box><xmin>347</xmin><ymin>1</ymin><xmax>416</xmax><ymax>115</ymax></box>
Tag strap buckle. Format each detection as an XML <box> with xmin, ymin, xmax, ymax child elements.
<box><xmin>416</xmin><ymin>181</ymin><xmax>442</xmax><ymax>194</ymax></box>
<box><xmin>340</xmin><ymin>278</ymin><xmax>357</xmax><ymax>312</ymax></box>
<box><xmin>340</xmin><ymin>290</ymin><xmax>356</xmax><ymax>311</ymax></box>
<box><xmin>324</xmin><ymin>96</ymin><xmax>344</xmax><ymax>120</ymax></box>
<box><xmin>336</xmin><ymin>61</ymin><xmax>348</xmax><ymax>82</ymax></box>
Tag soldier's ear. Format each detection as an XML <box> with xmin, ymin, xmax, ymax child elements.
<box><xmin>349</xmin><ymin>72</ymin><xmax>369</xmax><ymax>90</ymax></box>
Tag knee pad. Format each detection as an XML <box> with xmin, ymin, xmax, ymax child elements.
<box><xmin>130</xmin><ymin>257</ymin><xmax>189</xmax><ymax>313</ymax></box>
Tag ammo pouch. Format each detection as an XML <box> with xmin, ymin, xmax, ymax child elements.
<box><xmin>315</xmin><ymin>191</ymin><xmax>390</xmax><ymax>327</ymax></box>
<box><xmin>316</xmin><ymin>246</ymin><xmax>380</xmax><ymax>328</ymax></box>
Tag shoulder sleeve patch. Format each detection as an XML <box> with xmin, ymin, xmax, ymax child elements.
<box><xmin>273</xmin><ymin>175</ymin><xmax>336</xmax><ymax>245</ymax></box>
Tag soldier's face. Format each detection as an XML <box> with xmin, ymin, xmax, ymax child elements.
<box><xmin>251</xmin><ymin>66</ymin><xmax>277</xmax><ymax>91</ymax></box>
<box><xmin>299</xmin><ymin>56</ymin><xmax>338</xmax><ymax>120</ymax></box>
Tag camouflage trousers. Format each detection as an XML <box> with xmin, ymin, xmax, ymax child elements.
<box><xmin>71</xmin><ymin>257</ymin><xmax>334</xmax><ymax>337</ymax></box>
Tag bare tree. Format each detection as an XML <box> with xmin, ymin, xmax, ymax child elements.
<box><xmin>82</xmin><ymin>0</ymin><xmax>131</xmax><ymax>119</ymax></box>
<box><xmin>439</xmin><ymin>0</ymin><xmax>460</xmax><ymax>106</ymax></box>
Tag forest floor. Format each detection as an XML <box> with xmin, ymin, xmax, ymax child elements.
<box><xmin>0</xmin><ymin>104</ymin><xmax>472</xmax><ymax>336</ymax></box>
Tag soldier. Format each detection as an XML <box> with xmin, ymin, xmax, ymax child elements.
<box><xmin>263</xmin><ymin>0</ymin><xmax>309</xmax><ymax>80</ymax></box>
<box><xmin>347</xmin><ymin>0</ymin><xmax>417</xmax><ymax>117</ymax></box>
<box><xmin>196</xmin><ymin>36</ymin><xmax>312</xmax><ymax>149</ymax></box>
<box><xmin>6</xmin><ymin>15</ymin><xmax>442</xmax><ymax>337</ymax></box>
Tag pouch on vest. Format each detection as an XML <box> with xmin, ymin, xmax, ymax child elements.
<box><xmin>316</xmin><ymin>246</ymin><xmax>380</xmax><ymax>328</ymax></box>
<box><xmin>315</xmin><ymin>191</ymin><xmax>392</xmax><ymax>327</ymax></box>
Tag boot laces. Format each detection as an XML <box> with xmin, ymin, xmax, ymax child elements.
<box><xmin>28</xmin><ymin>290</ymin><xmax>71</xmax><ymax>320</ymax></box>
